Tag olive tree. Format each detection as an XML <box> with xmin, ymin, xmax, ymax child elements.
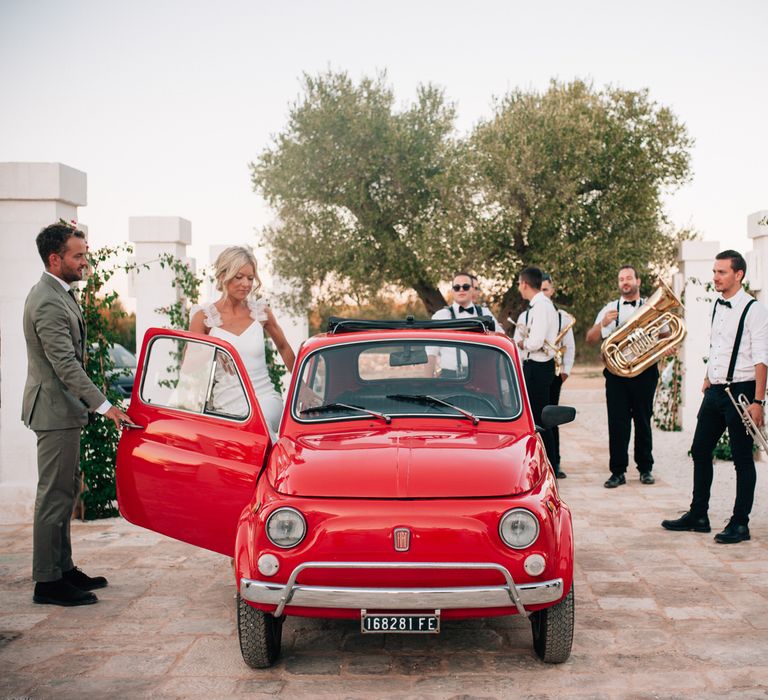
<box><xmin>469</xmin><ymin>79</ymin><xmax>693</xmax><ymax>326</ymax></box>
<box><xmin>251</xmin><ymin>70</ymin><xmax>475</xmax><ymax>315</ymax></box>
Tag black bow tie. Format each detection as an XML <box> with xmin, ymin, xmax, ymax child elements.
<box><xmin>622</xmin><ymin>300</ymin><xmax>637</xmax><ymax>307</ymax></box>
<box><xmin>716</xmin><ymin>298</ymin><xmax>732</xmax><ymax>308</ymax></box>
<box><xmin>458</xmin><ymin>306</ymin><xmax>472</xmax><ymax>314</ymax></box>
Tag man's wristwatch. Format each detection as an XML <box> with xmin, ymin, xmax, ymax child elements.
<box><xmin>752</xmin><ymin>399</ymin><xmax>765</xmax><ymax>406</ymax></box>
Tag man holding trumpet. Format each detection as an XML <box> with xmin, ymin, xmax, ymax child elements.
<box><xmin>513</xmin><ymin>267</ymin><xmax>561</xmax><ymax>476</ymax></box>
<box><xmin>541</xmin><ymin>273</ymin><xmax>575</xmax><ymax>478</ymax></box>
<box><xmin>662</xmin><ymin>250</ymin><xmax>768</xmax><ymax>544</ymax></box>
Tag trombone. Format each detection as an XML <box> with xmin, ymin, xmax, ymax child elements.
<box><xmin>724</xmin><ymin>386</ymin><xmax>768</xmax><ymax>452</ymax></box>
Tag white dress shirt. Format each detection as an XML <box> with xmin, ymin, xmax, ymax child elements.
<box><xmin>594</xmin><ymin>297</ymin><xmax>645</xmax><ymax>339</ymax></box>
<box><xmin>428</xmin><ymin>302</ymin><xmax>503</xmax><ymax>371</ymax></box>
<box><xmin>513</xmin><ymin>292</ymin><xmax>559</xmax><ymax>362</ymax></box>
<box><xmin>44</xmin><ymin>271</ymin><xmax>111</xmax><ymax>415</ymax></box>
<box><xmin>707</xmin><ymin>288</ymin><xmax>768</xmax><ymax>384</ymax></box>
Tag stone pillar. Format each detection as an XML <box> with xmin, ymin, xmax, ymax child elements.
<box><xmin>677</xmin><ymin>240</ymin><xmax>720</xmax><ymax>430</ymax></box>
<box><xmin>746</xmin><ymin>210</ymin><xmax>768</xmax><ymax>305</ymax></box>
<box><xmin>128</xmin><ymin>217</ymin><xmax>192</xmax><ymax>354</ymax></box>
<box><xmin>0</xmin><ymin>162</ymin><xmax>87</xmax><ymax>522</ymax></box>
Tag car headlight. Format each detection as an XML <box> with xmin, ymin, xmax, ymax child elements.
<box><xmin>266</xmin><ymin>507</ymin><xmax>307</xmax><ymax>548</ymax></box>
<box><xmin>499</xmin><ymin>508</ymin><xmax>540</xmax><ymax>549</ymax></box>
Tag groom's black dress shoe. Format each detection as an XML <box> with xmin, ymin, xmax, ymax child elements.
<box><xmin>33</xmin><ymin>579</ymin><xmax>98</xmax><ymax>606</ymax></box>
<box><xmin>63</xmin><ymin>566</ymin><xmax>108</xmax><ymax>591</ymax></box>
<box><xmin>604</xmin><ymin>474</ymin><xmax>625</xmax><ymax>488</ymax></box>
<box><xmin>714</xmin><ymin>520</ymin><xmax>750</xmax><ymax>544</ymax></box>
<box><xmin>661</xmin><ymin>511</ymin><xmax>711</xmax><ymax>532</ymax></box>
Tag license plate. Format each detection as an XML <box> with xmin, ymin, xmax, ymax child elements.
<box><xmin>360</xmin><ymin>609</ymin><xmax>440</xmax><ymax>634</ymax></box>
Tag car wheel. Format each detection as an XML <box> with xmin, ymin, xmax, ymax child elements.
<box><xmin>530</xmin><ymin>585</ymin><xmax>574</xmax><ymax>664</ymax></box>
<box><xmin>237</xmin><ymin>593</ymin><xmax>283</xmax><ymax>668</ymax></box>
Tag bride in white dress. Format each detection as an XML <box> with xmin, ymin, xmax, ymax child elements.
<box><xmin>189</xmin><ymin>246</ymin><xmax>295</xmax><ymax>436</ymax></box>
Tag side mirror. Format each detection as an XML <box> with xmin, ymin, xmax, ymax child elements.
<box><xmin>539</xmin><ymin>405</ymin><xmax>576</xmax><ymax>430</ymax></box>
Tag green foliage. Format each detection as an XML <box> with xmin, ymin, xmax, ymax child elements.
<box><xmin>469</xmin><ymin>79</ymin><xmax>693</xmax><ymax>325</ymax></box>
<box><xmin>252</xmin><ymin>72</ymin><xmax>694</xmax><ymax>333</ymax></box>
<box><xmin>155</xmin><ymin>253</ymin><xmax>205</xmax><ymax>330</ymax></box>
<box><xmin>251</xmin><ymin>70</ymin><xmax>471</xmax><ymax>315</ymax></box>
<box><xmin>654</xmin><ymin>356</ymin><xmax>683</xmax><ymax>431</ymax></box>
<box><xmin>79</xmin><ymin>244</ymin><xmax>136</xmax><ymax>519</ymax></box>
<box><xmin>264</xmin><ymin>338</ymin><xmax>287</xmax><ymax>394</ymax></box>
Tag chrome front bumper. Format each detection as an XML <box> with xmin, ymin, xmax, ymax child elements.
<box><xmin>240</xmin><ymin>561</ymin><xmax>564</xmax><ymax>618</ymax></box>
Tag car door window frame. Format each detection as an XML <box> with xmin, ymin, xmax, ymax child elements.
<box><xmin>139</xmin><ymin>335</ymin><xmax>252</xmax><ymax>423</ymax></box>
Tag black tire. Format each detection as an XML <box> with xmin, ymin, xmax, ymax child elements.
<box><xmin>237</xmin><ymin>594</ymin><xmax>283</xmax><ymax>668</ymax></box>
<box><xmin>530</xmin><ymin>585</ymin><xmax>574</xmax><ymax>664</ymax></box>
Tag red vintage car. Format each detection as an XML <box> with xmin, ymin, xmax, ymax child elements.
<box><xmin>116</xmin><ymin>316</ymin><xmax>576</xmax><ymax>667</ymax></box>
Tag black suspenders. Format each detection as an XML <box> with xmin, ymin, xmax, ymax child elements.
<box><xmin>711</xmin><ymin>298</ymin><xmax>757</xmax><ymax>384</ymax></box>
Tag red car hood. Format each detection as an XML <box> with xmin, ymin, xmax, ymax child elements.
<box><xmin>268</xmin><ymin>429</ymin><xmax>544</xmax><ymax>498</ymax></box>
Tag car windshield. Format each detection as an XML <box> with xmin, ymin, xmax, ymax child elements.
<box><xmin>293</xmin><ymin>339</ymin><xmax>521</xmax><ymax>423</ymax></box>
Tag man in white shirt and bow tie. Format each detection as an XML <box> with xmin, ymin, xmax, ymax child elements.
<box><xmin>662</xmin><ymin>250</ymin><xmax>768</xmax><ymax>544</ymax></box>
<box><xmin>586</xmin><ymin>265</ymin><xmax>658</xmax><ymax>488</ymax></box>
<box><xmin>513</xmin><ymin>267</ymin><xmax>560</xmax><ymax>473</ymax></box>
<box><xmin>426</xmin><ymin>272</ymin><xmax>503</xmax><ymax>378</ymax></box>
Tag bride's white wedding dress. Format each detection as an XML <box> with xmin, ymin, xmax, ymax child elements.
<box><xmin>192</xmin><ymin>298</ymin><xmax>284</xmax><ymax>437</ymax></box>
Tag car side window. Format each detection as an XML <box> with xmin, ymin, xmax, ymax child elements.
<box><xmin>140</xmin><ymin>337</ymin><xmax>249</xmax><ymax>420</ymax></box>
<box><xmin>296</xmin><ymin>354</ymin><xmax>327</xmax><ymax>412</ymax></box>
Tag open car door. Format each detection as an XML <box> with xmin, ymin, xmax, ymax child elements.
<box><xmin>116</xmin><ymin>328</ymin><xmax>273</xmax><ymax>556</ymax></box>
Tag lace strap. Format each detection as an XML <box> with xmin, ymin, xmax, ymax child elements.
<box><xmin>189</xmin><ymin>302</ymin><xmax>222</xmax><ymax>328</ymax></box>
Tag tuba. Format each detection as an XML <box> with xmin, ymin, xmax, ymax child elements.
<box><xmin>601</xmin><ymin>280</ymin><xmax>686</xmax><ymax>378</ymax></box>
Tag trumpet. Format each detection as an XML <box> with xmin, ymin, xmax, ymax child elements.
<box><xmin>508</xmin><ymin>315</ymin><xmax>576</xmax><ymax>374</ymax></box>
<box><xmin>724</xmin><ymin>386</ymin><xmax>768</xmax><ymax>452</ymax></box>
<box><xmin>507</xmin><ymin>317</ymin><xmax>529</xmax><ymax>340</ymax></box>
<box><xmin>547</xmin><ymin>315</ymin><xmax>576</xmax><ymax>376</ymax></box>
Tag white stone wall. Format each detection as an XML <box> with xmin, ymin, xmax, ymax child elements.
<box><xmin>0</xmin><ymin>163</ymin><xmax>87</xmax><ymax>522</ymax></box>
<box><xmin>127</xmin><ymin>217</ymin><xmax>193</xmax><ymax>355</ymax></box>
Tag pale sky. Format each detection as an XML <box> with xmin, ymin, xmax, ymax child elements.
<box><xmin>2</xmin><ymin>0</ymin><xmax>766</xmax><ymax>279</ymax></box>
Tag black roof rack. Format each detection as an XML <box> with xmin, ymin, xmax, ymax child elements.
<box><xmin>326</xmin><ymin>315</ymin><xmax>495</xmax><ymax>334</ymax></box>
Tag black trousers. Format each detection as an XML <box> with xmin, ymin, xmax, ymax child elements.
<box><xmin>690</xmin><ymin>382</ymin><xmax>757</xmax><ymax>525</ymax></box>
<box><xmin>604</xmin><ymin>364</ymin><xmax>659</xmax><ymax>475</ymax></box>
<box><xmin>524</xmin><ymin>359</ymin><xmax>556</xmax><ymax>466</ymax></box>
<box><xmin>548</xmin><ymin>374</ymin><xmax>563</xmax><ymax>469</ymax></box>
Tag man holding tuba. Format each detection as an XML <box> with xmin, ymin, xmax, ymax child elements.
<box><xmin>662</xmin><ymin>250</ymin><xmax>768</xmax><ymax>544</ymax></box>
<box><xmin>541</xmin><ymin>273</ymin><xmax>575</xmax><ymax>478</ymax></box>
<box><xmin>586</xmin><ymin>265</ymin><xmax>659</xmax><ymax>488</ymax></box>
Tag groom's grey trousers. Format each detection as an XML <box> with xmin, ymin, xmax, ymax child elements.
<box><xmin>32</xmin><ymin>428</ymin><xmax>81</xmax><ymax>582</ymax></box>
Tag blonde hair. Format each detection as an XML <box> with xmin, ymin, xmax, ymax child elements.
<box><xmin>214</xmin><ymin>246</ymin><xmax>262</xmax><ymax>294</ymax></box>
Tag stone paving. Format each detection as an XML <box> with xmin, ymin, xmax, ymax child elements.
<box><xmin>1</xmin><ymin>368</ymin><xmax>767</xmax><ymax>699</ymax></box>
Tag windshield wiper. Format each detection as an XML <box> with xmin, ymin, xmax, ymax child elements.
<box><xmin>300</xmin><ymin>402</ymin><xmax>391</xmax><ymax>424</ymax></box>
<box><xmin>386</xmin><ymin>394</ymin><xmax>479</xmax><ymax>425</ymax></box>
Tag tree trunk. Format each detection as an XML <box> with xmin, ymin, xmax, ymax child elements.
<box><xmin>498</xmin><ymin>285</ymin><xmax>527</xmax><ymax>333</ymax></box>
<box><xmin>413</xmin><ymin>281</ymin><xmax>447</xmax><ymax>315</ymax></box>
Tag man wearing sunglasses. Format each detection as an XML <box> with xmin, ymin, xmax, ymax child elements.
<box><xmin>425</xmin><ymin>272</ymin><xmax>502</xmax><ymax>378</ymax></box>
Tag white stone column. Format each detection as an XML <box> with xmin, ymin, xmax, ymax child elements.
<box><xmin>677</xmin><ymin>240</ymin><xmax>720</xmax><ymax>430</ymax></box>
<box><xmin>128</xmin><ymin>217</ymin><xmax>192</xmax><ymax>354</ymax></box>
<box><xmin>746</xmin><ymin>210</ymin><xmax>768</xmax><ymax>305</ymax></box>
<box><xmin>0</xmin><ymin>162</ymin><xmax>87</xmax><ymax>522</ymax></box>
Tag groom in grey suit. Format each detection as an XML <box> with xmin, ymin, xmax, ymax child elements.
<box><xmin>23</xmin><ymin>221</ymin><xmax>129</xmax><ymax>606</ymax></box>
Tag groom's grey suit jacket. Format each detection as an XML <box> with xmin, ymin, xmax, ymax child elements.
<box><xmin>22</xmin><ymin>273</ymin><xmax>106</xmax><ymax>431</ymax></box>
